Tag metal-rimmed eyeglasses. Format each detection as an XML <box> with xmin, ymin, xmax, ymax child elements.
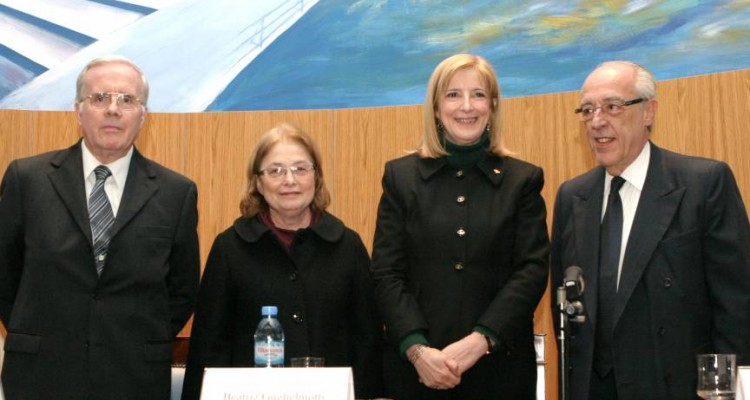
<box><xmin>257</xmin><ymin>164</ymin><xmax>316</xmax><ymax>180</ymax></box>
<box><xmin>574</xmin><ymin>98</ymin><xmax>645</xmax><ymax>121</ymax></box>
<box><xmin>81</xmin><ymin>92</ymin><xmax>143</xmax><ymax>110</ymax></box>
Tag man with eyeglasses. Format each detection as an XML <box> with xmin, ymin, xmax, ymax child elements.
<box><xmin>0</xmin><ymin>56</ymin><xmax>200</xmax><ymax>399</ymax></box>
<box><xmin>551</xmin><ymin>61</ymin><xmax>750</xmax><ymax>400</ymax></box>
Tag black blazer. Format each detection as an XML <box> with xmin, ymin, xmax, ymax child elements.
<box><xmin>0</xmin><ymin>141</ymin><xmax>200</xmax><ymax>400</ymax></box>
<box><xmin>551</xmin><ymin>143</ymin><xmax>750</xmax><ymax>400</ymax></box>
<box><xmin>372</xmin><ymin>152</ymin><xmax>549</xmax><ymax>399</ymax></box>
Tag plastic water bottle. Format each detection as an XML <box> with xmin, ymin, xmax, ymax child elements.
<box><xmin>254</xmin><ymin>305</ymin><xmax>285</xmax><ymax>367</ymax></box>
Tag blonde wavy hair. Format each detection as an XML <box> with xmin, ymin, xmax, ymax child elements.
<box><xmin>418</xmin><ymin>53</ymin><xmax>511</xmax><ymax>158</ymax></box>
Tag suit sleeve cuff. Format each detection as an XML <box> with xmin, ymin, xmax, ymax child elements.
<box><xmin>398</xmin><ymin>331</ymin><xmax>429</xmax><ymax>359</ymax></box>
<box><xmin>473</xmin><ymin>325</ymin><xmax>501</xmax><ymax>353</ymax></box>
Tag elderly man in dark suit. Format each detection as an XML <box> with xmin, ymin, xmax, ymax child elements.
<box><xmin>551</xmin><ymin>60</ymin><xmax>750</xmax><ymax>400</ymax></box>
<box><xmin>0</xmin><ymin>56</ymin><xmax>200</xmax><ymax>400</ymax></box>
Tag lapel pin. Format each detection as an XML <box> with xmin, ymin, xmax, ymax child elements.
<box><xmin>493</xmin><ymin>168</ymin><xmax>502</xmax><ymax>174</ymax></box>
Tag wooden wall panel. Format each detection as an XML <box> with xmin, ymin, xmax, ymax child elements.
<box><xmin>0</xmin><ymin>110</ymin><xmax>33</xmax><ymax>167</ymax></box>
<box><xmin>656</xmin><ymin>70</ymin><xmax>750</xmax><ymax>195</ymax></box>
<box><xmin>2</xmin><ymin>68</ymin><xmax>750</xmax><ymax>400</ymax></box>
<box><xmin>184</xmin><ymin>112</ymin><xmax>243</xmax><ymax>268</ymax></box>
<box><xmin>33</xmin><ymin>111</ymin><xmax>79</xmax><ymax>154</ymax></box>
<box><xmin>331</xmin><ymin>105</ymin><xmax>423</xmax><ymax>246</ymax></box>
<box><xmin>137</xmin><ymin>113</ymin><xmax>186</xmax><ymax>174</ymax></box>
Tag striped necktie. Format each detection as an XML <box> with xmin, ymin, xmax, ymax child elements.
<box><xmin>89</xmin><ymin>165</ymin><xmax>114</xmax><ymax>276</ymax></box>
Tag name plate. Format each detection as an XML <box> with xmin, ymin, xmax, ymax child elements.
<box><xmin>200</xmin><ymin>367</ymin><xmax>354</xmax><ymax>400</ymax></box>
<box><xmin>738</xmin><ymin>366</ymin><xmax>749</xmax><ymax>400</ymax></box>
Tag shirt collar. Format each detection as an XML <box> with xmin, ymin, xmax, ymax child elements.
<box><xmin>81</xmin><ymin>141</ymin><xmax>133</xmax><ymax>187</ymax></box>
<box><xmin>606</xmin><ymin>141</ymin><xmax>650</xmax><ymax>191</ymax></box>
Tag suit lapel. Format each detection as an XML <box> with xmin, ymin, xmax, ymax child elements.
<box><xmin>573</xmin><ymin>169</ymin><xmax>606</xmax><ymax>329</ymax></box>
<box><xmin>613</xmin><ymin>145</ymin><xmax>685</xmax><ymax>324</ymax></box>
<box><xmin>47</xmin><ymin>143</ymin><xmax>94</xmax><ymax>245</ymax></box>
<box><xmin>111</xmin><ymin>149</ymin><xmax>158</xmax><ymax>238</ymax></box>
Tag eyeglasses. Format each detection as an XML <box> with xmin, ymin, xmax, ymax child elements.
<box><xmin>82</xmin><ymin>92</ymin><xmax>143</xmax><ymax>110</ymax></box>
<box><xmin>258</xmin><ymin>164</ymin><xmax>316</xmax><ymax>180</ymax></box>
<box><xmin>574</xmin><ymin>98</ymin><xmax>645</xmax><ymax>121</ymax></box>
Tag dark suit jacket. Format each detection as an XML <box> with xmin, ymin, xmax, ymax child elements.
<box><xmin>181</xmin><ymin>212</ymin><xmax>382</xmax><ymax>400</ymax></box>
<box><xmin>0</xmin><ymin>141</ymin><xmax>200</xmax><ymax>400</ymax></box>
<box><xmin>371</xmin><ymin>152</ymin><xmax>549</xmax><ymax>399</ymax></box>
<box><xmin>551</xmin><ymin>143</ymin><xmax>750</xmax><ymax>400</ymax></box>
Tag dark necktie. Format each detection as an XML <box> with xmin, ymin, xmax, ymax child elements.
<box><xmin>594</xmin><ymin>176</ymin><xmax>626</xmax><ymax>378</ymax></box>
<box><xmin>89</xmin><ymin>166</ymin><xmax>114</xmax><ymax>276</ymax></box>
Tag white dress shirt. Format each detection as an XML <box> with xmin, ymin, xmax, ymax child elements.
<box><xmin>602</xmin><ymin>141</ymin><xmax>651</xmax><ymax>289</ymax></box>
<box><xmin>81</xmin><ymin>141</ymin><xmax>133</xmax><ymax>217</ymax></box>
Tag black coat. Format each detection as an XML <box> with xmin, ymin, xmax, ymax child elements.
<box><xmin>181</xmin><ymin>212</ymin><xmax>382</xmax><ymax>400</ymax></box>
<box><xmin>551</xmin><ymin>143</ymin><xmax>750</xmax><ymax>400</ymax></box>
<box><xmin>0</xmin><ymin>142</ymin><xmax>200</xmax><ymax>400</ymax></box>
<box><xmin>371</xmin><ymin>152</ymin><xmax>550</xmax><ymax>399</ymax></box>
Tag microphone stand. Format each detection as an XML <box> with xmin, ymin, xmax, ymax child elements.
<box><xmin>557</xmin><ymin>284</ymin><xmax>585</xmax><ymax>400</ymax></box>
<box><xmin>557</xmin><ymin>287</ymin><xmax>571</xmax><ymax>400</ymax></box>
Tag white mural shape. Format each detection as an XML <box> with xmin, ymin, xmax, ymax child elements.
<box><xmin>0</xmin><ymin>0</ymin><xmax>319</xmax><ymax>112</ymax></box>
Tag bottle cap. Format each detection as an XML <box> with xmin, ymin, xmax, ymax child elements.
<box><xmin>261</xmin><ymin>305</ymin><xmax>278</xmax><ymax>316</ymax></box>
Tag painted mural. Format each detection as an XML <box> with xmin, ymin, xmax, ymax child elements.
<box><xmin>1</xmin><ymin>0</ymin><xmax>749</xmax><ymax>112</ymax></box>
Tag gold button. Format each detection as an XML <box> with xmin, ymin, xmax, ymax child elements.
<box><xmin>454</xmin><ymin>262</ymin><xmax>464</xmax><ymax>271</ymax></box>
<box><xmin>456</xmin><ymin>196</ymin><xmax>466</xmax><ymax>204</ymax></box>
<box><xmin>456</xmin><ymin>228</ymin><xmax>466</xmax><ymax>237</ymax></box>
<box><xmin>456</xmin><ymin>170</ymin><xmax>464</xmax><ymax>178</ymax></box>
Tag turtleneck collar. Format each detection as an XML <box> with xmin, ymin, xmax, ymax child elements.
<box><xmin>442</xmin><ymin>131</ymin><xmax>490</xmax><ymax>169</ymax></box>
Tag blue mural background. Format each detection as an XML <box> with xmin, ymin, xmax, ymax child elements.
<box><xmin>1</xmin><ymin>0</ymin><xmax>749</xmax><ymax>112</ymax></box>
<box><xmin>212</xmin><ymin>0</ymin><xmax>750</xmax><ymax>110</ymax></box>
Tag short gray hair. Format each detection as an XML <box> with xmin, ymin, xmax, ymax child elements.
<box><xmin>597</xmin><ymin>60</ymin><xmax>656</xmax><ymax>100</ymax></box>
<box><xmin>75</xmin><ymin>56</ymin><xmax>149</xmax><ymax>107</ymax></box>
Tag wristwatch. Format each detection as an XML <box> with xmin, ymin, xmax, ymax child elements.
<box><xmin>483</xmin><ymin>334</ymin><xmax>496</xmax><ymax>354</ymax></box>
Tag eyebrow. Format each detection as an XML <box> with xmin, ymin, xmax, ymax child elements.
<box><xmin>579</xmin><ymin>95</ymin><xmax>625</xmax><ymax>105</ymax></box>
<box><xmin>264</xmin><ymin>160</ymin><xmax>312</xmax><ymax>166</ymax></box>
<box><xmin>447</xmin><ymin>87</ymin><xmax>486</xmax><ymax>90</ymax></box>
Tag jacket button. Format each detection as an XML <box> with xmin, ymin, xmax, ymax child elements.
<box><xmin>455</xmin><ymin>170</ymin><xmax>464</xmax><ymax>178</ymax></box>
<box><xmin>292</xmin><ymin>313</ymin><xmax>304</xmax><ymax>323</ymax></box>
<box><xmin>663</xmin><ymin>277</ymin><xmax>672</xmax><ymax>288</ymax></box>
<box><xmin>456</xmin><ymin>196</ymin><xmax>466</xmax><ymax>204</ymax></box>
<box><xmin>658</xmin><ymin>326</ymin><xmax>666</xmax><ymax>335</ymax></box>
<box><xmin>456</xmin><ymin>228</ymin><xmax>466</xmax><ymax>237</ymax></box>
<box><xmin>289</xmin><ymin>272</ymin><xmax>298</xmax><ymax>281</ymax></box>
<box><xmin>454</xmin><ymin>262</ymin><xmax>464</xmax><ymax>271</ymax></box>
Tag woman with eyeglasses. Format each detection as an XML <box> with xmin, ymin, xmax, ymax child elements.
<box><xmin>371</xmin><ymin>53</ymin><xmax>549</xmax><ymax>399</ymax></box>
<box><xmin>181</xmin><ymin>123</ymin><xmax>382</xmax><ymax>400</ymax></box>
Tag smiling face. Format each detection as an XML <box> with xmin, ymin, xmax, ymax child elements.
<box><xmin>255</xmin><ymin>140</ymin><xmax>316</xmax><ymax>226</ymax></box>
<box><xmin>435</xmin><ymin>68</ymin><xmax>492</xmax><ymax>145</ymax></box>
<box><xmin>580</xmin><ymin>63</ymin><xmax>657</xmax><ymax>175</ymax></box>
<box><xmin>75</xmin><ymin>61</ymin><xmax>146</xmax><ymax>164</ymax></box>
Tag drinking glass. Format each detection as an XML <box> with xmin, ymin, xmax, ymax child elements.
<box><xmin>290</xmin><ymin>356</ymin><xmax>325</xmax><ymax>367</ymax></box>
<box><xmin>697</xmin><ymin>353</ymin><xmax>736</xmax><ymax>400</ymax></box>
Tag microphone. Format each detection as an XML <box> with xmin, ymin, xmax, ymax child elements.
<box><xmin>558</xmin><ymin>266</ymin><xmax>586</xmax><ymax>400</ymax></box>
<box><xmin>562</xmin><ymin>266</ymin><xmax>586</xmax><ymax>323</ymax></box>
<box><xmin>563</xmin><ymin>266</ymin><xmax>585</xmax><ymax>300</ymax></box>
